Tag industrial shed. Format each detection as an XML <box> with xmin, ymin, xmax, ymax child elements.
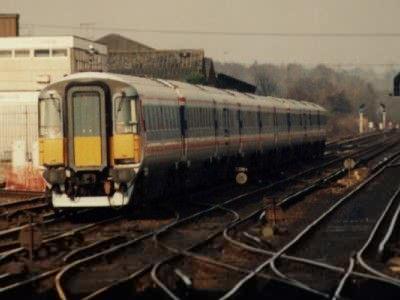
<box><xmin>97</xmin><ymin>34</ymin><xmax>216</xmax><ymax>83</ymax></box>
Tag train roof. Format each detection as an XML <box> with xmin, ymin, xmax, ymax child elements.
<box><xmin>42</xmin><ymin>72</ymin><xmax>326</xmax><ymax>112</ymax></box>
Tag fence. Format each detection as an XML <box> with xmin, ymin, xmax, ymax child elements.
<box><xmin>0</xmin><ymin>103</ymin><xmax>38</xmax><ymax>162</ymax></box>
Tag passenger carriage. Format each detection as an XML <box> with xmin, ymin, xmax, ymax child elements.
<box><xmin>38</xmin><ymin>72</ymin><xmax>327</xmax><ymax>209</ymax></box>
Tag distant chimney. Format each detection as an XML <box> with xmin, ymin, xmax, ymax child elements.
<box><xmin>0</xmin><ymin>14</ymin><xmax>19</xmax><ymax>37</ymax></box>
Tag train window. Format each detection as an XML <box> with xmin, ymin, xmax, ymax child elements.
<box><xmin>169</xmin><ymin>107</ymin><xmax>173</xmax><ymax>129</ymax></box>
<box><xmin>237</xmin><ymin>110</ymin><xmax>243</xmax><ymax>130</ymax></box>
<box><xmin>34</xmin><ymin>49</ymin><xmax>50</xmax><ymax>57</ymax></box>
<box><xmin>263</xmin><ymin>112</ymin><xmax>272</xmax><ymax>130</ymax></box>
<box><xmin>73</xmin><ymin>92</ymin><xmax>101</xmax><ymax>137</ymax></box>
<box><xmin>286</xmin><ymin>113</ymin><xmax>291</xmax><ymax>131</ymax></box>
<box><xmin>157</xmin><ymin>107</ymin><xmax>162</xmax><ymax>130</ymax></box>
<box><xmin>115</xmin><ymin>95</ymin><xmax>138</xmax><ymax>134</ymax></box>
<box><xmin>165</xmin><ymin>107</ymin><xmax>172</xmax><ymax>130</ymax></box>
<box><xmin>158</xmin><ymin>107</ymin><xmax>163</xmax><ymax>130</ymax></box>
<box><xmin>223</xmin><ymin>108</ymin><xmax>229</xmax><ymax>129</ymax></box>
<box><xmin>39</xmin><ymin>97</ymin><xmax>62</xmax><ymax>137</ymax></box>
<box><xmin>172</xmin><ymin>107</ymin><xmax>177</xmax><ymax>129</ymax></box>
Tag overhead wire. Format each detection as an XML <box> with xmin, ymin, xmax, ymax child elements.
<box><xmin>19</xmin><ymin>23</ymin><xmax>400</xmax><ymax>37</ymax></box>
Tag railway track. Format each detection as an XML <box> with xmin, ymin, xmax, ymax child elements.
<box><xmin>266</xmin><ymin>157</ymin><xmax>400</xmax><ymax>299</ymax></box>
<box><xmin>0</xmin><ymin>195</ymin><xmax>50</xmax><ymax>229</ymax></box>
<box><xmin>47</xmin><ymin>134</ymin><xmax>400</xmax><ymax>299</ymax></box>
<box><xmin>0</xmin><ymin>206</ymin><xmax>178</xmax><ymax>298</ymax></box>
<box><xmin>144</xmin><ymin>134</ymin><xmax>400</xmax><ymax>300</ymax></box>
<box><xmin>0</xmin><ymin>132</ymin><xmax>394</xmax><ymax>299</ymax></box>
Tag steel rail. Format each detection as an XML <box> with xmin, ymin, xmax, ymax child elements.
<box><xmin>331</xmin><ymin>181</ymin><xmax>400</xmax><ymax>299</ymax></box>
<box><xmin>326</xmin><ymin>131</ymin><xmax>382</xmax><ymax>147</ymax></box>
<box><xmin>4</xmin><ymin>134</ymin><xmax>393</xmax><ymax>299</ymax></box>
<box><xmin>54</xmin><ymin>209</ymin><xmax>185</xmax><ymax>300</ymax></box>
<box><xmin>152</xmin><ymin>249</ymin><xmax>328</xmax><ymax>300</ymax></box>
<box><xmin>0</xmin><ymin>209</ymin><xmax>100</xmax><ymax>254</ymax></box>
<box><xmin>356</xmin><ymin>188</ymin><xmax>400</xmax><ymax>284</ymax></box>
<box><xmin>0</xmin><ymin>196</ymin><xmax>47</xmax><ymax>210</ymax></box>
<box><xmin>273</xmin><ymin>155</ymin><xmax>400</xmax><ymax>296</ymax></box>
<box><xmin>378</xmin><ymin>158</ymin><xmax>400</xmax><ymax>255</ymax></box>
<box><xmin>0</xmin><ymin>209</ymin><xmax>107</xmax><ymax>256</ymax></box>
<box><xmin>53</xmin><ymin>140</ymin><xmax>379</xmax><ymax>299</ymax></box>
<box><xmin>149</xmin><ymin>138</ymin><xmax>400</xmax><ymax>299</ymax></box>
<box><xmin>0</xmin><ymin>215</ymin><xmax>122</xmax><ymax>265</ymax></box>
<box><xmin>59</xmin><ymin>205</ymin><xmax>239</xmax><ymax>300</ymax></box>
<box><xmin>220</xmin><ymin>149</ymin><xmax>400</xmax><ymax>300</ymax></box>
<box><xmin>157</xmin><ymin>137</ymin><xmax>400</xmax><ymax>295</ymax></box>
<box><xmin>226</xmin><ymin>229</ymin><xmax>398</xmax><ymax>282</ymax></box>
<box><xmin>0</xmin><ymin>209</ymin><xmax>180</xmax><ymax>298</ymax></box>
<box><xmin>88</xmin><ymin>140</ymin><xmax>385</xmax><ymax>299</ymax></box>
<box><xmin>332</xmin><ymin>257</ymin><xmax>355</xmax><ymax>300</ymax></box>
<box><xmin>154</xmin><ymin>223</ymin><xmax>400</xmax><ymax>300</ymax></box>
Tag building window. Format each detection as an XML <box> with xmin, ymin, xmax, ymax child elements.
<box><xmin>34</xmin><ymin>49</ymin><xmax>50</xmax><ymax>57</ymax></box>
<box><xmin>52</xmin><ymin>49</ymin><xmax>68</xmax><ymax>57</ymax></box>
<box><xmin>0</xmin><ymin>50</ymin><xmax>12</xmax><ymax>58</ymax></box>
<box><xmin>14</xmin><ymin>49</ymin><xmax>30</xmax><ymax>57</ymax></box>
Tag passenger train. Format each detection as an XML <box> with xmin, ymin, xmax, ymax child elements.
<box><xmin>38</xmin><ymin>72</ymin><xmax>327</xmax><ymax>209</ymax></box>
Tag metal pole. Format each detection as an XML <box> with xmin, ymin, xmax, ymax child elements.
<box><xmin>382</xmin><ymin>110</ymin><xmax>387</xmax><ymax>130</ymax></box>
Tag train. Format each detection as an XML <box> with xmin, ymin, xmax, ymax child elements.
<box><xmin>38</xmin><ymin>72</ymin><xmax>327</xmax><ymax>209</ymax></box>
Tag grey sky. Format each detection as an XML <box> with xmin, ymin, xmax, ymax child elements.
<box><xmin>3</xmin><ymin>0</ymin><xmax>400</xmax><ymax>66</ymax></box>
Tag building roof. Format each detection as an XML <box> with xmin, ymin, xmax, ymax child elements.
<box><xmin>0</xmin><ymin>14</ymin><xmax>19</xmax><ymax>18</ymax></box>
<box><xmin>0</xmin><ymin>36</ymin><xmax>107</xmax><ymax>54</ymax></box>
<box><xmin>96</xmin><ymin>34</ymin><xmax>154</xmax><ymax>53</ymax></box>
<box><xmin>216</xmin><ymin>73</ymin><xmax>257</xmax><ymax>94</ymax></box>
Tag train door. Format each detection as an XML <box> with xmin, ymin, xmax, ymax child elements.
<box><xmin>178</xmin><ymin>97</ymin><xmax>187</xmax><ymax>161</ymax></box>
<box><xmin>257</xmin><ymin>106</ymin><xmax>262</xmax><ymax>152</ymax></box>
<box><xmin>273</xmin><ymin>107</ymin><xmax>278</xmax><ymax>148</ymax></box>
<box><xmin>222</xmin><ymin>106</ymin><xmax>231</xmax><ymax>155</ymax></box>
<box><xmin>303</xmin><ymin>111</ymin><xmax>308</xmax><ymax>143</ymax></box>
<box><xmin>213</xmin><ymin>100</ymin><xmax>219</xmax><ymax>157</ymax></box>
<box><xmin>286</xmin><ymin>109</ymin><xmax>291</xmax><ymax>146</ymax></box>
<box><xmin>67</xmin><ymin>86</ymin><xmax>107</xmax><ymax>170</ymax></box>
<box><xmin>237</xmin><ymin>104</ymin><xmax>243</xmax><ymax>155</ymax></box>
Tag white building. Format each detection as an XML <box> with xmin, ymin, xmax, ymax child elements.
<box><xmin>0</xmin><ymin>36</ymin><xmax>108</xmax><ymax>161</ymax></box>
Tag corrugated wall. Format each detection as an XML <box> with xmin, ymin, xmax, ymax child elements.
<box><xmin>0</xmin><ymin>103</ymin><xmax>38</xmax><ymax>161</ymax></box>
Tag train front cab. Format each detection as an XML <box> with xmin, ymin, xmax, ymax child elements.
<box><xmin>39</xmin><ymin>82</ymin><xmax>142</xmax><ymax>208</ymax></box>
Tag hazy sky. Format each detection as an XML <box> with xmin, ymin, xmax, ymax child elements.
<box><xmin>3</xmin><ymin>0</ymin><xmax>400</xmax><ymax>66</ymax></box>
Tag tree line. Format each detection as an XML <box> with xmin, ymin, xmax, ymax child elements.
<box><xmin>214</xmin><ymin>62</ymin><xmax>380</xmax><ymax>137</ymax></box>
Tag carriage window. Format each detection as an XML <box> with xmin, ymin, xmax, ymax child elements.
<box><xmin>115</xmin><ymin>96</ymin><xmax>138</xmax><ymax>134</ymax></box>
<box><xmin>39</xmin><ymin>97</ymin><xmax>62</xmax><ymax>137</ymax></box>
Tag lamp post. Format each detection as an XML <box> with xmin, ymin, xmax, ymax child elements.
<box><xmin>359</xmin><ymin>104</ymin><xmax>365</xmax><ymax>134</ymax></box>
<box><xmin>380</xmin><ymin>103</ymin><xmax>386</xmax><ymax>131</ymax></box>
